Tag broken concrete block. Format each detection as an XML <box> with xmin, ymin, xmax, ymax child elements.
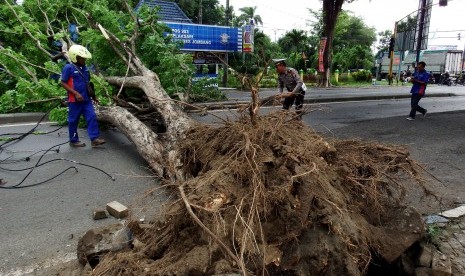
<box><xmin>372</xmin><ymin>206</ymin><xmax>424</xmax><ymax>263</ymax></box>
<box><xmin>92</xmin><ymin>208</ymin><xmax>107</xmax><ymax>220</ymax></box>
<box><xmin>77</xmin><ymin>223</ymin><xmax>132</xmax><ymax>267</ymax></box>
<box><xmin>431</xmin><ymin>251</ymin><xmax>451</xmax><ymax>276</ymax></box>
<box><xmin>106</xmin><ymin>201</ymin><xmax>128</xmax><ymax>219</ymax></box>
<box><xmin>439</xmin><ymin>205</ymin><xmax>465</xmax><ymax>218</ymax></box>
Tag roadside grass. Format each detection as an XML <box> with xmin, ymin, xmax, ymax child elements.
<box><xmin>427</xmin><ymin>224</ymin><xmax>443</xmax><ymax>244</ymax></box>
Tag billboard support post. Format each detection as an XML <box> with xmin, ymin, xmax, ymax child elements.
<box><xmin>415</xmin><ymin>0</ymin><xmax>427</xmax><ymax>69</ymax></box>
<box><xmin>222</xmin><ymin>0</ymin><xmax>230</xmax><ymax>87</ymax></box>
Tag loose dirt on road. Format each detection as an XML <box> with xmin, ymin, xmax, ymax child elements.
<box><xmin>83</xmin><ymin>112</ymin><xmax>431</xmax><ymax>275</ymax></box>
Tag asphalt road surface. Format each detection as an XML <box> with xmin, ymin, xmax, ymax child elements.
<box><xmin>192</xmin><ymin>95</ymin><xmax>465</xmax><ymax>130</ymax></box>
<box><xmin>0</xmin><ymin>124</ymin><xmax>162</xmax><ymax>275</ymax></box>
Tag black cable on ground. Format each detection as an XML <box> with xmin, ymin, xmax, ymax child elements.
<box><xmin>0</xmin><ymin>141</ymin><xmax>115</xmax><ymax>189</ymax></box>
<box><xmin>0</xmin><ymin>167</ymin><xmax>78</xmax><ymax>189</ymax></box>
<box><xmin>1</xmin><ymin>141</ymin><xmax>69</xmax><ymax>188</ymax></box>
<box><xmin>0</xmin><ymin>148</ymin><xmax>59</xmax><ymax>164</ymax></box>
<box><xmin>0</xmin><ymin>157</ymin><xmax>115</xmax><ymax>181</ymax></box>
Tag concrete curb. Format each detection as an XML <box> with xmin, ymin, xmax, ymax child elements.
<box><xmin>0</xmin><ymin>112</ymin><xmax>49</xmax><ymax>125</ymax></box>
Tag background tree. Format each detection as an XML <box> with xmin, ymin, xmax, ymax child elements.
<box><xmin>235</xmin><ymin>6</ymin><xmax>263</xmax><ymax>26</ymax></box>
<box><xmin>175</xmin><ymin>0</ymin><xmax>224</xmax><ymax>25</ymax></box>
<box><xmin>252</xmin><ymin>29</ymin><xmax>279</xmax><ymax>69</ymax></box>
<box><xmin>377</xmin><ymin>30</ymin><xmax>393</xmax><ymax>52</ymax></box>
<box><xmin>307</xmin><ymin>8</ymin><xmax>375</xmax><ymax>72</ymax></box>
<box><xmin>278</xmin><ymin>29</ymin><xmax>309</xmax><ymax>68</ymax></box>
<box><xmin>331</xmin><ymin>11</ymin><xmax>375</xmax><ymax>53</ymax></box>
<box><xmin>333</xmin><ymin>44</ymin><xmax>373</xmax><ymax>70</ymax></box>
<box><xmin>397</xmin><ymin>14</ymin><xmax>418</xmax><ymax>32</ymax></box>
<box><xmin>226</xmin><ymin>6</ymin><xmax>278</xmax><ymax>81</ymax></box>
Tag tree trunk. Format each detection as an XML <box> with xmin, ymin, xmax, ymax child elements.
<box><xmin>104</xmin><ymin>58</ymin><xmax>193</xmax><ymax>144</ymax></box>
<box><xmin>96</xmin><ymin>106</ymin><xmax>168</xmax><ymax>176</ymax></box>
<box><xmin>321</xmin><ymin>0</ymin><xmax>344</xmax><ymax>87</ymax></box>
<box><xmin>100</xmin><ymin>55</ymin><xmax>194</xmax><ymax>181</ymax></box>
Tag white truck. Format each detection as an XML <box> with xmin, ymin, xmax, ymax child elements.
<box><xmin>375</xmin><ymin>49</ymin><xmax>463</xmax><ymax>80</ymax></box>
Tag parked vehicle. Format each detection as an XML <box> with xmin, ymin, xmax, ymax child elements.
<box><xmin>428</xmin><ymin>72</ymin><xmax>436</xmax><ymax>84</ymax></box>
<box><xmin>375</xmin><ymin>50</ymin><xmax>463</xmax><ymax>81</ymax></box>
<box><xmin>438</xmin><ymin>71</ymin><xmax>451</xmax><ymax>86</ymax></box>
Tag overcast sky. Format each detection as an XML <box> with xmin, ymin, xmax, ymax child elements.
<box><xmin>219</xmin><ymin>0</ymin><xmax>465</xmax><ymax>50</ymax></box>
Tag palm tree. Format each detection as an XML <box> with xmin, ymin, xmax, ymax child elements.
<box><xmin>252</xmin><ymin>29</ymin><xmax>270</xmax><ymax>65</ymax></box>
<box><xmin>237</xmin><ymin>6</ymin><xmax>262</xmax><ymax>26</ymax></box>
<box><xmin>280</xmin><ymin>29</ymin><xmax>308</xmax><ymax>60</ymax></box>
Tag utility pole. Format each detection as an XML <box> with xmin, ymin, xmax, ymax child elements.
<box><xmin>198</xmin><ymin>0</ymin><xmax>203</xmax><ymax>24</ymax></box>
<box><xmin>415</xmin><ymin>0</ymin><xmax>427</xmax><ymax>70</ymax></box>
<box><xmin>222</xmin><ymin>0</ymin><xmax>229</xmax><ymax>87</ymax></box>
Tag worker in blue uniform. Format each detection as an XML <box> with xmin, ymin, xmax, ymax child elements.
<box><xmin>61</xmin><ymin>45</ymin><xmax>105</xmax><ymax>147</ymax></box>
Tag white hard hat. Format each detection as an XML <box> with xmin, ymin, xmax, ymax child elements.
<box><xmin>272</xmin><ymin>58</ymin><xmax>286</xmax><ymax>66</ymax></box>
<box><xmin>68</xmin><ymin>45</ymin><xmax>92</xmax><ymax>63</ymax></box>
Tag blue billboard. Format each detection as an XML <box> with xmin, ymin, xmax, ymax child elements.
<box><xmin>164</xmin><ymin>22</ymin><xmax>243</xmax><ymax>52</ymax></box>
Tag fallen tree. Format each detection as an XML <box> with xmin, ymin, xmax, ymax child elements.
<box><xmin>1</xmin><ymin>1</ymin><xmax>430</xmax><ymax>275</ymax></box>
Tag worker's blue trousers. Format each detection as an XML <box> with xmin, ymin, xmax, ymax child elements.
<box><xmin>68</xmin><ymin>101</ymin><xmax>100</xmax><ymax>143</ymax></box>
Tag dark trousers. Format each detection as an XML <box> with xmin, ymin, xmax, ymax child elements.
<box><xmin>68</xmin><ymin>101</ymin><xmax>100</xmax><ymax>143</ymax></box>
<box><xmin>282</xmin><ymin>92</ymin><xmax>305</xmax><ymax>113</ymax></box>
<box><xmin>409</xmin><ymin>93</ymin><xmax>426</xmax><ymax>118</ymax></box>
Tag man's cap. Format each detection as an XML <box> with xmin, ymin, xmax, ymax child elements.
<box><xmin>272</xmin><ymin>58</ymin><xmax>286</xmax><ymax>65</ymax></box>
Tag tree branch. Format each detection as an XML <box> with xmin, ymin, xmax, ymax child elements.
<box><xmin>124</xmin><ymin>0</ymin><xmax>140</xmax><ymax>53</ymax></box>
<box><xmin>20</xmin><ymin>63</ymin><xmax>38</xmax><ymax>83</ymax></box>
<box><xmin>37</xmin><ymin>0</ymin><xmax>54</xmax><ymax>38</ymax></box>
<box><xmin>105</xmin><ymin>75</ymin><xmax>146</xmax><ymax>89</ymax></box>
<box><xmin>69</xmin><ymin>6</ymin><xmax>137</xmax><ymax>73</ymax></box>
<box><xmin>7</xmin><ymin>97</ymin><xmax>63</xmax><ymax>112</ymax></box>
<box><xmin>0</xmin><ymin>64</ymin><xmax>18</xmax><ymax>79</ymax></box>
<box><xmin>0</xmin><ymin>50</ymin><xmax>58</xmax><ymax>74</ymax></box>
<box><xmin>116</xmin><ymin>55</ymin><xmax>132</xmax><ymax>97</ymax></box>
<box><xmin>4</xmin><ymin>0</ymin><xmax>53</xmax><ymax>59</ymax></box>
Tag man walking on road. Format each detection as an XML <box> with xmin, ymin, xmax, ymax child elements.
<box><xmin>407</xmin><ymin>61</ymin><xmax>429</xmax><ymax>121</ymax></box>
<box><xmin>274</xmin><ymin>59</ymin><xmax>306</xmax><ymax>117</ymax></box>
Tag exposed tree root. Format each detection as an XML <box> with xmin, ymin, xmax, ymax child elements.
<box><xmin>90</xmin><ymin>112</ymin><xmax>430</xmax><ymax>276</ymax></box>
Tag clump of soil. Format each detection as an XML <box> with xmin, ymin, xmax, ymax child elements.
<box><xmin>90</xmin><ymin>112</ymin><xmax>428</xmax><ymax>276</ymax></box>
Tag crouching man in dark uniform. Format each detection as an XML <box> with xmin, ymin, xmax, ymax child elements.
<box><xmin>274</xmin><ymin>59</ymin><xmax>306</xmax><ymax>118</ymax></box>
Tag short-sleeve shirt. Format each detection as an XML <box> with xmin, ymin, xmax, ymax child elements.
<box><xmin>410</xmin><ymin>70</ymin><xmax>430</xmax><ymax>95</ymax></box>
<box><xmin>278</xmin><ymin>68</ymin><xmax>303</xmax><ymax>94</ymax></box>
<box><xmin>61</xmin><ymin>63</ymin><xmax>90</xmax><ymax>102</ymax></box>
